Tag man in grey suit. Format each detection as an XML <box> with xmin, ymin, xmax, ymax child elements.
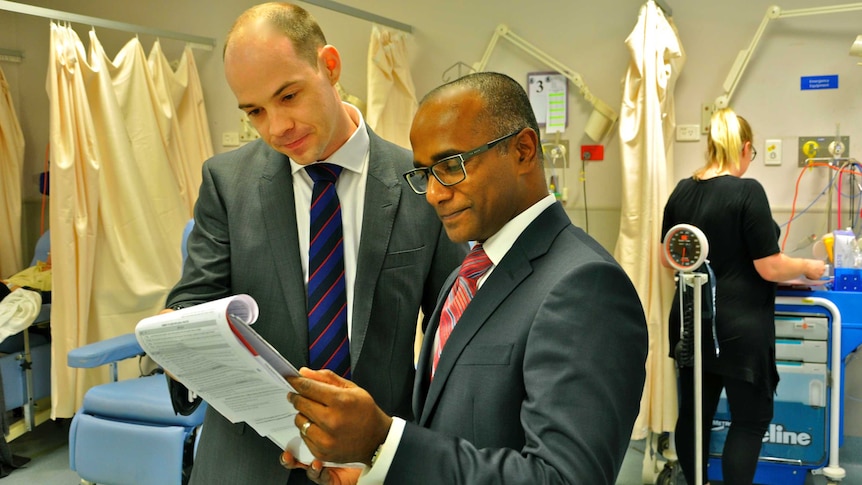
<box><xmin>281</xmin><ymin>72</ymin><xmax>649</xmax><ymax>484</ymax></box>
<box><xmin>163</xmin><ymin>4</ymin><xmax>466</xmax><ymax>484</ymax></box>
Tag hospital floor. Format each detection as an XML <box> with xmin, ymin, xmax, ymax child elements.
<box><xmin>2</xmin><ymin>420</ymin><xmax>862</xmax><ymax>484</ymax></box>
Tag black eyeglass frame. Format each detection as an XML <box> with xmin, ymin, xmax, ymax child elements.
<box><xmin>403</xmin><ymin>129</ymin><xmax>523</xmax><ymax>195</ymax></box>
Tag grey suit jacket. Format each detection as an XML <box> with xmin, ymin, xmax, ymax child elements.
<box><xmin>166</xmin><ymin>128</ymin><xmax>467</xmax><ymax>485</ymax></box>
<box><xmin>387</xmin><ymin>202</ymin><xmax>648</xmax><ymax>484</ymax></box>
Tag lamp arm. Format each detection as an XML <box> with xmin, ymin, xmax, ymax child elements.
<box><xmin>780</xmin><ymin>2</ymin><xmax>862</xmax><ymax>18</ymax></box>
<box><xmin>473</xmin><ymin>25</ymin><xmax>503</xmax><ymax>74</ymax></box>
<box><xmin>716</xmin><ymin>3</ymin><xmax>862</xmax><ymax>109</ymax></box>
<box><xmin>473</xmin><ymin>24</ymin><xmax>618</xmax><ymax>122</ymax></box>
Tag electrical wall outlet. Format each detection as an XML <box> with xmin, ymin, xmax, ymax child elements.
<box><xmin>764</xmin><ymin>139</ymin><xmax>781</xmax><ymax>166</ymax></box>
<box><xmin>222</xmin><ymin>132</ymin><xmax>240</xmax><ymax>147</ymax></box>
<box><xmin>676</xmin><ymin>124</ymin><xmax>700</xmax><ymax>142</ymax></box>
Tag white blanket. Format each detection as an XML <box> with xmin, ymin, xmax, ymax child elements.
<box><xmin>0</xmin><ymin>289</ymin><xmax>41</xmax><ymax>344</ymax></box>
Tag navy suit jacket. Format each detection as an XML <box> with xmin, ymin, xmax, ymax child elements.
<box><xmin>167</xmin><ymin>128</ymin><xmax>467</xmax><ymax>485</ymax></box>
<box><xmin>387</xmin><ymin>202</ymin><xmax>648</xmax><ymax>484</ymax></box>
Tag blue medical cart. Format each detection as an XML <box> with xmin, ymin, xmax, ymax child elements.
<box><xmin>706</xmin><ymin>289</ymin><xmax>862</xmax><ymax>484</ymax></box>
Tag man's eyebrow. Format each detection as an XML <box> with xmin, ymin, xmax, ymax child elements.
<box><xmin>237</xmin><ymin>81</ymin><xmax>295</xmax><ymax>110</ymax></box>
<box><xmin>413</xmin><ymin>150</ymin><xmax>460</xmax><ymax>169</ymax></box>
<box><xmin>432</xmin><ymin>149</ymin><xmax>463</xmax><ymax>163</ymax></box>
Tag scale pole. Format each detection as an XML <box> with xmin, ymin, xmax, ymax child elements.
<box><xmin>680</xmin><ymin>272</ymin><xmax>706</xmax><ymax>484</ymax></box>
<box><xmin>692</xmin><ymin>273</ymin><xmax>706</xmax><ymax>485</ymax></box>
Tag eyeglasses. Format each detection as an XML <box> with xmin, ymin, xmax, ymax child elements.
<box><xmin>744</xmin><ymin>143</ymin><xmax>757</xmax><ymax>161</ymax></box>
<box><xmin>403</xmin><ymin>130</ymin><xmax>522</xmax><ymax>195</ymax></box>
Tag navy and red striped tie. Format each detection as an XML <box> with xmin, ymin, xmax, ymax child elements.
<box><xmin>306</xmin><ymin>163</ymin><xmax>350</xmax><ymax>378</ymax></box>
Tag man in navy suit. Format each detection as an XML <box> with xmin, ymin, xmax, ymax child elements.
<box><xmin>282</xmin><ymin>72</ymin><xmax>649</xmax><ymax>484</ymax></box>
<box><xmin>164</xmin><ymin>4</ymin><xmax>466</xmax><ymax>484</ymax></box>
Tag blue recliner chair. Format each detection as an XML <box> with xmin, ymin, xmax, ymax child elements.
<box><xmin>68</xmin><ymin>220</ymin><xmax>205</xmax><ymax>485</ymax></box>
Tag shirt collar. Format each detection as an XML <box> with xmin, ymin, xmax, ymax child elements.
<box><xmin>481</xmin><ymin>194</ymin><xmax>557</xmax><ymax>266</ymax></box>
<box><xmin>290</xmin><ymin>102</ymin><xmax>368</xmax><ymax>175</ymax></box>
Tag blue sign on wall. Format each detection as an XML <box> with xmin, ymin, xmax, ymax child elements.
<box><xmin>801</xmin><ymin>75</ymin><xmax>839</xmax><ymax>90</ymax></box>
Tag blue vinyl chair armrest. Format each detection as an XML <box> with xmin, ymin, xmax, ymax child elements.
<box><xmin>68</xmin><ymin>333</ymin><xmax>144</xmax><ymax>369</ymax></box>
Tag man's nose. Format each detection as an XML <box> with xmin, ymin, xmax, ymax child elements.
<box><xmin>425</xmin><ymin>175</ymin><xmax>452</xmax><ymax>204</ymax></box>
<box><xmin>268</xmin><ymin>109</ymin><xmax>295</xmax><ymax>137</ymax></box>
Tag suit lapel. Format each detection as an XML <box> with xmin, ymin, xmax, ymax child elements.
<box><xmin>417</xmin><ymin>203</ymin><xmax>571</xmax><ymax>426</ymax></box>
<box><xmin>417</xmin><ymin>254</ymin><xmax>529</xmax><ymax>426</ymax></box>
<box><xmin>413</xmin><ymin>271</ymin><xmax>454</xmax><ymax>420</ymax></box>
<box><xmin>259</xmin><ymin>149</ymin><xmax>310</xmax><ymax>363</ymax></box>
<box><xmin>349</xmin><ymin>129</ymin><xmax>402</xmax><ymax>369</ymax></box>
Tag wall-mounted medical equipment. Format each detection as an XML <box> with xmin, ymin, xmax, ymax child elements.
<box><xmin>786</xmin><ymin>126</ymin><xmax>861</xmax><ymax>241</ymax></box>
<box><xmin>542</xmin><ymin>139</ymin><xmax>568</xmax><ymax>204</ymax></box>
<box><xmin>473</xmin><ymin>24</ymin><xmax>617</xmax><ymax>142</ymax></box>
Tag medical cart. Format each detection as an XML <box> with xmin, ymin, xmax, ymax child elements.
<box><xmin>707</xmin><ymin>288</ymin><xmax>862</xmax><ymax>484</ymax></box>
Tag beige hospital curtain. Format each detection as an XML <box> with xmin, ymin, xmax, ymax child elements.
<box><xmin>48</xmin><ymin>24</ymin><xmax>203</xmax><ymax>417</ymax></box>
<box><xmin>614</xmin><ymin>0</ymin><xmax>685</xmax><ymax>440</ymax></box>
<box><xmin>366</xmin><ymin>25</ymin><xmax>417</xmax><ymax>149</ymax></box>
<box><xmin>148</xmin><ymin>41</ymin><xmax>211</xmax><ymax>213</ymax></box>
<box><xmin>0</xmin><ymin>66</ymin><xmax>24</xmax><ymax>277</ymax></box>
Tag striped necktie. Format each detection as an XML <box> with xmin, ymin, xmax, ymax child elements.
<box><xmin>433</xmin><ymin>244</ymin><xmax>492</xmax><ymax>377</ymax></box>
<box><xmin>305</xmin><ymin>163</ymin><xmax>350</xmax><ymax>378</ymax></box>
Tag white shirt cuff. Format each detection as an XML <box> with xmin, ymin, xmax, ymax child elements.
<box><xmin>357</xmin><ymin>417</ymin><xmax>406</xmax><ymax>485</ymax></box>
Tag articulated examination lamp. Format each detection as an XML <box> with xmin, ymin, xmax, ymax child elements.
<box><xmin>473</xmin><ymin>24</ymin><xmax>617</xmax><ymax>142</ymax></box>
<box><xmin>717</xmin><ymin>3</ymin><xmax>862</xmax><ymax>110</ymax></box>
<box><xmin>850</xmin><ymin>34</ymin><xmax>862</xmax><ymax>63</ymax></box>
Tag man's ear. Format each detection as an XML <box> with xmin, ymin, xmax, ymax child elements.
<box><xmin>515</xmin><ymin>128</ymin><xmax>539</xmax><ymax>166</ymax></box>
<box><xmin>319</xmin><ymin>45</ymin><xmax>341</xmax><ymax>85</ymax></box>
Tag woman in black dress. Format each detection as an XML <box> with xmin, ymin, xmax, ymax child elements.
<box><xmin>661</xmin><ymin>108</ymin><xmax>825</xmax><ymax>484</ymax></box>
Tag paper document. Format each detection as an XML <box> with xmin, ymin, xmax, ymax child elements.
<box><xmin>135</xmin><ymin>294</ymin><xmax>349</xmax><ymax>466</ymax></box>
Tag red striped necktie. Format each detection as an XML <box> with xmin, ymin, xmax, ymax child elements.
<box><xmin>305</xmin><ymin>163</ymin><xmax>350</xmax><ymax>378</ymax></box>
<box><xmin>433</xmin><ymin>244</ymin><xmax>492</xmax><ymax>377</ymax></box>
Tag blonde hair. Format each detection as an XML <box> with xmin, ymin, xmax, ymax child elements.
<box><xmin>694</xmin><ymin>108</ymin><xmax>753</xmax><ymax>179</ymax></box>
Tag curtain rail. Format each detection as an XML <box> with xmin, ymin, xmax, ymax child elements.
<box><xmin>0</xmin><ymin>0</ymin><xmax>216</xmax><ymax>50</ymax></box>
<box><xmin>300</xmin><ymin>0</ymin><xmax>412</xmax><ymax>33</ymax></box>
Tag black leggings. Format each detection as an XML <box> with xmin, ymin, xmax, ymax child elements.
<box><xmin>675</xmin><ymin>367</ymin><xmax>773</xmax><ymax>485</ymax></box>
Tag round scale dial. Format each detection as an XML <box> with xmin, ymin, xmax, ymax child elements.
<box><xmin>663</xmin><ymin>224</ymin><xmax>709</xmax><ymax>272</ymax></box>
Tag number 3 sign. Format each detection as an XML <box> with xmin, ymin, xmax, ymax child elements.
<box><xmin>527</xmin><ymin>72</ymin><xmax>567</xmax><ymax>132</ymax></box>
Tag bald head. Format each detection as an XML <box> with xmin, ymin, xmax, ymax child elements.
<box><xmin>225</xmin><ymin>2</ymin><xmax>326</xmax><ymax>67</ymax></box>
